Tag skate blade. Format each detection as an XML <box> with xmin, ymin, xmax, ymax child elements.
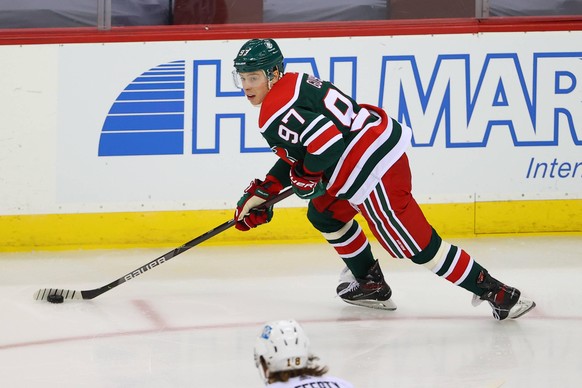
<box><xmin>508</xmin><ymin>297</ymin><xmax>536</xmax><ymax>319</ymax></box>
<box><xmin>341</xmin><ymin>298</ymin><xmax>397</xmax><ymax>311</ymax></box>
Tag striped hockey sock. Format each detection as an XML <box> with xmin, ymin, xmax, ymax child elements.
<box><xmin>321</xmin><ymin>220</ymin><xmax>376</xmax><ymax>278</ymax></box>
<box><xmin>419</xmin><ymin>240</ymin><xmax>485</xmax><ymax>295</ymax></box>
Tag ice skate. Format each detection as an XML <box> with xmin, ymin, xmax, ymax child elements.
<box><xmin>472</xmin><ymin>270</ymin><xmax>536</xmax><ymax>320</ymax></box>
<box><xmin>336</xmin><ymin>261</ymin><xmax>397</xmax><ymax>311</ymax></box>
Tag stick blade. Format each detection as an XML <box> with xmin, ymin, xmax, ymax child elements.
<box><xmin>33</xmin><ymin>288</ymin><xmax>83</xmax><ymax>301</ymax></box>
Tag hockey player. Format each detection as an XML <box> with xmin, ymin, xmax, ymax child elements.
<box><xmin>255</xmin><ymin>319</ymin><xmax>354</xmax><ymax>387</ymax></box>
<box><xmin>232</xmin><ymin>38</ymin><xmax>535</xmax><ymax>321</ymax></box>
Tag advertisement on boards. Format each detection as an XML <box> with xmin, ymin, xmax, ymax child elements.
<box><xmin>38</xmin><ymin>32</ymin><xmax>582</xmax><ymax>213</ymax></box>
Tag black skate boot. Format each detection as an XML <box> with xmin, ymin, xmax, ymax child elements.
<box><xmin>472</xmin><ymin>270</ymin><xmax>536</xmax><ymax>320</ymax></box>
<box><xmin>336</xmin><ymin>260</ymin><xmax>396</xmax><ymax>311</ymax></box>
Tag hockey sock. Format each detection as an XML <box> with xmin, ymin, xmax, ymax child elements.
<box><xmin>411</xmin><ymin>229</ymin><xmax>484</xmax><ymax>295</ymax></box>
<box><xmin>322</xmin><ymin>220</ymin><xmax>376</xmax><ymax>278</ymax></box>
<box><xmin>430</xmin><ymin>242</ymin><xmax>484</xmax><ymax>295</ymax></box>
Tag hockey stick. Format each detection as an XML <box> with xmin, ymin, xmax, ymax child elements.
<box><xmin>33</xmin><ymin>188</ymin><xmax>294</xmax><ymax>302</ymax></box>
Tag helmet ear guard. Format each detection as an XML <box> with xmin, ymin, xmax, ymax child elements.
<box><xmin>253</xmin><ymin>320</ymin><xmax>311</xmax><ymax>382</ymax></box>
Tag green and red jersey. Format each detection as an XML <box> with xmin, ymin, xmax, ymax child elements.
<box><xmin>259</xmin><ymin>72</ymin><xmax>412</xmax><ymax>204</ymax></box>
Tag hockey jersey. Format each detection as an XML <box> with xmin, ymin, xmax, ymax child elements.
<box><xmin>266</xmin><ymin>375</ymin><xmax>354</xmax><ymax>388</ymax></box>
<box><xmin>259</xmin><ymin>72</ymin><xmax>412</xmax><ymax>205</ymax></box>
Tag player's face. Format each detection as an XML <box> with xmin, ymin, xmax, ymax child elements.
<box><xmin>239</xmin><ymin>71</ymin><xmax>270</xmax><ymax>106</ymax></box>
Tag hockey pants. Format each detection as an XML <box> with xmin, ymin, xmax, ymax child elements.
<box><xmin>307</xmin><ymin>153</ymin><xmax>485</xmax><ymax>295</ymax></box>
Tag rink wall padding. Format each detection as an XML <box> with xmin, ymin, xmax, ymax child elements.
<box><xmin>0</xmin><ymin>17</ymin><xmax>581</xmax><ymax>251</ymax></box>
<box><xmin>1</xmin><ymin>199</ymin><xmax>580</xmax><ymax>252</ymax></box>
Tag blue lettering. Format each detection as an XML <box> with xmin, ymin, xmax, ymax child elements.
<box><xmin>192</xmin><ymin>60</ymin><xmax>252</xmax><ymax>154</ymax></box>
<box><xmin>330</xmin><ymin>56</ymin><xmax>358</xmax><ymax>99</ymax></box>
<box><xmin>526</xmin><ymin>157</ymin><xmax>582</xmax><ymax>178</ymax></box>
<box><xmin>379</xmin><ymin>52</ymin><xmax>582</xmax><ymax>148</ymax></box>
<box><xmin>555</xmin><ymin>70</ymin><xmax>576</xmax><ymax>94</ymax></box>
<box><xmin>99</xmin><ymin>52</ymin><xmax>581</xmax><ymax>157</ymax></box>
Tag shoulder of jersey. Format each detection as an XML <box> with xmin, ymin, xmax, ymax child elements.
<box><xmin>259</xmin><ymin>72</ymin><xmax>303</xmax><ymax>128</ymax></box>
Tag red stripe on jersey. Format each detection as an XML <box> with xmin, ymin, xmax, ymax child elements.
<box><xmin>333</xmin><ymin>229</ymin><xmax>368</xmax><ymax>256</ymax></box>
<box><xmin>306</xmin><ymin>123</ymin><xmax>341</xmax><ymax>154</ymax></box>
<box><xmin>259</xmin><ymin>73</ymin><xmax>300</xmax><ymax>128</ymax></box>
<box><xmin>327</xmin><ymin>111</ymin><xmax>388</xmax><ymax>195</ymax></box>
<box><xmin>446</xmin><ymin>250</ymin><xmax>471</xmax><ymax>283</ymax></box>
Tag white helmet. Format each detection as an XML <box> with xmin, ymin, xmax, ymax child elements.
<box><xmin>254</xmin><ymin>320</ymin><xmax>311</xmax><ymax>382</ymax></box>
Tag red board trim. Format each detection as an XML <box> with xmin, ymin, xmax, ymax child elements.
<box><xmin>1</xmin><ymin>16</ymin><xmax>581</xmax><ymax>46</ymax></box>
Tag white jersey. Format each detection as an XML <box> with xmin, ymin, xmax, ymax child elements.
<box><xmin>266</xmin><ymin>375</ymin><xmax>354</xmax><ymax>388</ymax></box>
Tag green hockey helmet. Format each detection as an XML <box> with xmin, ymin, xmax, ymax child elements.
<box><xmin>233</xmin><ymin>38</ymin><xmax>284</xmax><ymax>77</ymax></box>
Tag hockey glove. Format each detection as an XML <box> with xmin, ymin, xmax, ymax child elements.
<box><xmin>290</xmin><ymin>161</ymin><xmax>326</xmax><ymax>199</ymax></box>
<box><xmin>235</xmin><ymin>176</ymin><xmax>283</xmax><ymax>231</ymax></box>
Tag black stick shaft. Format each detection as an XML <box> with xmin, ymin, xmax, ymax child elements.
<box><xmin>80</xmin><ymin>188</ymin><xmax>294</xmax><ymax>299</ymax></box>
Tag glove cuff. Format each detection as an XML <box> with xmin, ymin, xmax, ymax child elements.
<box><xmin>262</xmin><ymin>174</ymin><xmax>284</xmax><ymax>195</ymax></box>
<box><xmin>292</xmin><ymin>161</ymin><xmax>323</xmax><ymax>180</ymax></box>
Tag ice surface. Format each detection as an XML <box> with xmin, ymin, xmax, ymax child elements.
<box><xmin>0</xmin><ymin>235</ymin><xmax>580</xmax><ymax>387</ymax></box>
